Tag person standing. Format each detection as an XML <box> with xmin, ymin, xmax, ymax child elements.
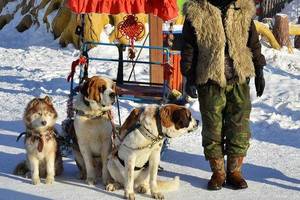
<box><xmin>180</xmin><ymin>0</ymin><xmax>266</xmax><ymax>190</ymax></box>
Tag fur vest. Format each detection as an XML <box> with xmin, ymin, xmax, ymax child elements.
<box><xmin>183</xmin><ymin>0</ymin><xmax>256</xmax><ymax>87</ymax></box>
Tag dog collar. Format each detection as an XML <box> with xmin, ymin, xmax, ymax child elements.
<box><xmin>20</xmin><ymin>129</ymin><xmax>56</xmax><ymax>152</ymax></box>
<box><xmin>75</xmin><ymin>109</ymin><xmax>108</xmax><ymax>119</ymax></box>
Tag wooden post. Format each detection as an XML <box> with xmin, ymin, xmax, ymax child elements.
<box><xmin>295</xmin><ymin>17</ymin><xmax>300</xmax><ymax>49</ymax></box>
<box><xmin>149</xmin><ymin>14</ymin><xmax>163</xmax><ymax>84</ymax></box>
<box><xmin>273</xmin><ymin>14</ymin><xmax>289</xmax><ymax>47</ymax></box>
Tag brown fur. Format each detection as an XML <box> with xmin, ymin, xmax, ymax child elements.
<box><xmin>119</xmin><ymin>108</ymin><xmax>142</xmax><ymax>141</ymax></box>
<box><xmin>183</xmin><ymin>0</ymin><xmax>256</xmax><ymax>87</ymax></box>
<box><xmin>172</xmin><ymin>107</ymin><xmax>192</xmax><ymax>130</ymax></box>
<box><xmin>80</xmin><ymin>76</ymin><xmax>108</xmax><ymax>103</ymax></box>
<box><xmin>159</xmin><ymin>104</ymin><xmax>192</xmax><ymax>129</ymax></box>
<box><xmin>24</xmin><ymin>96</ymin><xmax>58</xmax><ymax>126</ymax></box>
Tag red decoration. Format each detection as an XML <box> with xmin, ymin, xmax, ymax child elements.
<box><xmin>117</xmin><ymin>15</ymin><xmax>145</xmax><ymax>49</ymax></box>
<box><xmin>67</xmin><ymin>0</ymin><xmax>179</xmax><ymax>22</ymax></box>
<box><xmin>67</xmin><ymin>56</ymin><xmax>87</xmax><ymax>82</ymax></box>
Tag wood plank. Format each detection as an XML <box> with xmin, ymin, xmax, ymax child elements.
<box><xmin>149</xmin><ymin>14</ymin><xmax>164</xmax><ymax>84</ymax></box>
<box><xmin>117</xmin><ymin>84</ymin><xmax>164</xmax><ymax>98</ymax></box>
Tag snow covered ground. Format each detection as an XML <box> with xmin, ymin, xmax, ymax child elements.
<box><xmin>0</xmin><ymin>1</ymin><xmax>300</xmax><ymax>200</ymax></box>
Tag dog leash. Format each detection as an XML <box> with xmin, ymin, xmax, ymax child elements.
<box><xmin>16</xmin><ymin>132</ymin><xmax>27</xmax><ymax>142</ymax></box>
<box><xmin>107</xmin><ymin>110</ymin><xmax>120</xmax><ymax>152</ymax></box>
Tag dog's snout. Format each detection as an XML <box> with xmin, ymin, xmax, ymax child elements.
<box><xmin>196</xmin><ymin>120</ymin><xmax>200</xmax><ymax>126</ymax></box>
<box><xmin>41</xmin><ymin>121</ymin><xmax>47</xmax><ymax>126</ymax></box>
<box><xmin>109</xmin><ymin>92</ymin><xmax>116</xmax><ymax>99</ymax></box>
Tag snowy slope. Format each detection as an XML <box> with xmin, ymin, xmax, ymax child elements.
<box><xmin>0</xmin><ymin>1</ymin><xmax>300</xmax><ymax>200</ymax></box>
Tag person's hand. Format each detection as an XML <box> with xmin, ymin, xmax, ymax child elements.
<box><xmin>255</xmin><ymin>67</ymin><xmax>265</xmax><ymax>97</ymax></box>
<box><xmin>185</xmin><ymin>81</ymin><xmax>197</xmax><ymax>98</ymax></box>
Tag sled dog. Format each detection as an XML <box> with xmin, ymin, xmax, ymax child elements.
<box><xmin>106</xmin><ymin>104</ymin><xmax>199</xmax><ymax>200</ymax></box>
<box><xmin>73</xmin><ymin>76</ymin><xmax>116</xmax><ymax>185</ymax></box>
<box><xmin>14</xmin><ymin>96</ymin><xmax>63</xmax><ymax>185</ymax></box>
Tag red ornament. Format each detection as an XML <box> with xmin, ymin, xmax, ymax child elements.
<box><xmin>117</xmin><ymin>15</ymin><xmax>145</xmax><ymax>49</ymax></box>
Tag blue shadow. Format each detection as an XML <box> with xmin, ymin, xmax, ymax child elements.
<box><xmin>162</xmin><ymin>149</ymin><xmax>300</xmax><ymax>191</ymax></box>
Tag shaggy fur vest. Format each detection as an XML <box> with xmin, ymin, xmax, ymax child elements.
<box><xmin>183</xmin><ymin>0</ymin><xmax>256</xmax><ymax>87</ymax></box>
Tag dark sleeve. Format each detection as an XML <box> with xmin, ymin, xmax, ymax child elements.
<box><xmin>180</xmin><ymin>18</ymin><xmax>198</xmax><ymax>84</ymax></box>
<box><xmin>247</xmin><ymin>20</ymin><xmax>266</xmax><ymax>72</ymax></box>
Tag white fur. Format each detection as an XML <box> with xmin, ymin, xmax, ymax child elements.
<box><xmin>26</xmin><ymin>137</ymin><xmax>57</xmax><ymax>185</ymax></box>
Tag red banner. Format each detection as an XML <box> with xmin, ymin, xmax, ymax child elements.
<box><xmin>67</xmin><ymin>0</ymin><xmax>179</xmax><ymax>21</ymax></box>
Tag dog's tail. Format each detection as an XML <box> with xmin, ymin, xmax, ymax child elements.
<box><xmin>157</xmin><ymin>176</ymin><xmax>180</xmax><ymax>192</ymax></box>
<box><xmin>13</xmin><ymin>160</ymin><xmax>30</xmax><ymax>177</ymax></box>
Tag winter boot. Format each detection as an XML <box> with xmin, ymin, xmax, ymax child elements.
<box><xmin>226</xmin><ymin>156</ymin><xmax>248</xmax><ymax>189</ymax></box>
<box><xmin>207</xmin><ymin>158</ymin><xmax>226</xmax><ymax>190</ymax></box>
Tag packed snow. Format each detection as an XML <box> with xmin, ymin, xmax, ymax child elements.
<box><xmin>0</xmin><ymin>1</ymin><xmax>299</xmax><ymax>200</ymax></box>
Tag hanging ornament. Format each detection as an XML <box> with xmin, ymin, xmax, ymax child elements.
<box><xmin>117</xmin><ymin>15</ymin><xmax>145</xmax><ymax>60</ymax></box>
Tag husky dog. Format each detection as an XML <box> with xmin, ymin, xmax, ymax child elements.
<box><xmin>14</xmin><ymin>96</ymin><xmax>63</xmax><ymax>185</ymax></box>
<box><xmin>73</xmin><ymin>76</ymin><xmax>116</xmax><ymax>186</ymax></box>
<box><xmin>106</xmin><ymin>104</ymin><xmax>199</xmax><ymax>200</ymax></box>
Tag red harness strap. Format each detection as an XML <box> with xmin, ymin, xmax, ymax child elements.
<box><xmin>67</xmin><ymin>56</ymin><xmax>87</xmax><ymax>82</ymax></box>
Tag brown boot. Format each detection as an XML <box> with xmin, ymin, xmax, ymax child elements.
<box><xmin>207</xmin><ymin>158</ymin><xmax>226</xmax><ymax>190</ymax></box>
<box><xmin>226</xmin><ymin>156</ymin><xmax>248</xmax><ymax>189</ymax></box>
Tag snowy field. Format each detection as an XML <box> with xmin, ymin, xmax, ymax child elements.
<box><xmin>0</xmin><ymin>1</ymin><xmax>300</xmax><ymax>200</ymax></box>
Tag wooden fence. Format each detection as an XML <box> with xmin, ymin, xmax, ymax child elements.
<box><xmin>256</xmin><ymin>0</ymin><xmax>294</xmax><ymax>21</ymax></box>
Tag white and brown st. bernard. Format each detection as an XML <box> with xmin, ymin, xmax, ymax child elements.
<box><xmin>106</xmin><ymin>104</ymin><xmax>199</xmax><ymax>200</ymax></box>
<box><xmin>73</xmin><ymin>76</ymin><xmax>116</xmax><ymax>186</ymax></box>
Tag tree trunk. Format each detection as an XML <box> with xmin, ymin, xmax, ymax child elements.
<box><xmin>295</xmin><ymin>17</ymin><xmax>300</xmax><ymax>49</ymax></box>
<box><xmin>273</xmin><ymin>14</ymin><xmax>289</xmax><ymax>47</ymax></box>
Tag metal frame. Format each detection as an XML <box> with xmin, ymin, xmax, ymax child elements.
<box><xmin>81</xmin><ymin>41</ymin><xmax>170</xmax><ymax>87</ymax></box>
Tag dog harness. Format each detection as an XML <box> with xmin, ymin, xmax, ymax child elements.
<box><xmin>75</xmin><ymin>109</ymin><xmax>109</xmax><ymax>119</ymax></box>
<box><xmin>115</xmin><ymin>107</ymin><xmax>165</xmax><ymax>170</ymax></box>
<box><xmin>17</xmin><ymin>129</ymin><xmax>56</xmax><ymax>152</ymax></box>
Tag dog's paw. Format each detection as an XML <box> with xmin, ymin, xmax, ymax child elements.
<box><xmin>106</xmin><ymin>182</ymin><xmax>122</xmax><ymax>192</ymax></box>
<box><xmin>32</xmin><ymin>177</ymin><xmax>40</xmax><ymax>185</ymax></box>
<box><xmin>124</xmin><ymin>191</ymin><xmax>135</xmax><ymax>200</ymax></box>
<box><xmin>137</xmin><ymin>184</ymin><xmax>148</xmax><ymax>194</ymax></box>
<box><xmin>45</xmin><ymin>176</ymin><xmax>54</xmax><ymax>184</ymax></box>
<box><xmin>86</xmin><ymin>177</ymin><xmax>96</xmax><ymax>185</ymax></box>
<box><xmin>106</xmin><ymin>183</ymin><xmax>116</xmax><ymax>192</ymax></box>
<box><xmin>151</xmin><ymin>192</ymin><xmax>164</xmax><ymax>200</ymax></box>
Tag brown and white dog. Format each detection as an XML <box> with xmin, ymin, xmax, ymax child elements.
<box><xmin>106</xmin><ymin>104</ymin><xmax>199</xmax><ymax>200</ymax></box>
<box><xmin>73</xmin><ymin>76</ymin><xmax>116</xmax><ymax>186</ymax></box>
<box><xmin>14</xmin><ymin>96</ymin><xmax>63</xmax><ymax>185</ymax></box>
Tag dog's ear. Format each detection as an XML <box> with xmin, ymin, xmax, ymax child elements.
<box><xmin>44</xmin><ymin>96</ymin><xmax>52</xmax><ymax>105</ymax></box>
<box><xmin>87</xmin><ymin>78</ymin><xmax>101</xmax><ymax>102</ymax></box>
<box><xmin>80</xmin><ymin>77</ymin><xmax>108</xmax><ymax>103</ymax></box>
<box><xmin>172</xmin><ymin>108</ymin><xmax>191</xmax><ymax>130</ymax></box>
<box><xmin>26</xmin><ymin>98</ymin><xmax>39</xmax><ymax>110</ymax></box>
<box><xmin>80</xmin><ymin>77</ymin><xmax>100</xmax><ymax>102</ymax></box>
<box><xmin>80</xmin><ymin>78</ymin><xmax>91</xmax><ymax>98</ymax></box>
<box><xmin>119</xmin><ymin>108</ymin><xmax>142</xmax><ymax>140</ymax></box>
<box><xmin>160</xmin><ymin>106</ymin><xmax>174</xmax><ymax>128</ymax></box>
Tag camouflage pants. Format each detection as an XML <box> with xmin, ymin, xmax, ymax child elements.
<box><xmin>198</xmin><ymin>81</ymin><xmax>252</xmax><ymax>160</ymax></box>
